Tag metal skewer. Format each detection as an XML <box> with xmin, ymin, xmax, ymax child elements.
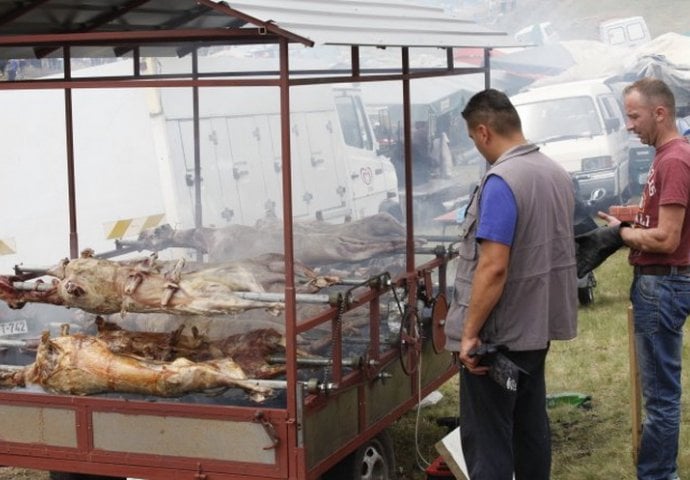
<box><xmin>233</xmin><ymin>291</ymin><xmax>351</xmax><ymax>305</ymax></box>
<box><xmin>12</xmin><ymin>282</ymin><xmax>55</xmax><ymax>292</ymax></box>
<box><xmin>266</xmin><ymin>355</ymin><xmax>363</xmax><ymax>368</ymax></box>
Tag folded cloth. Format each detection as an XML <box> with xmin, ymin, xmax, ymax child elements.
<box><xmin>575</xmin><ymin>225</ymin><xmax>626</xmax><ymax>278</ymax></box>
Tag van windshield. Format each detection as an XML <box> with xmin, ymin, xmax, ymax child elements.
<box><xmin>515</xmin><ymin>96</ymin><xmax>603</xmax><ymax>144</ymax></box>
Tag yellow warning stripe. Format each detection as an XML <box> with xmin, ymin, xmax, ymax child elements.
<box><xmin>106</xmin><ymin>219</ymin><xmax>133</xmax><ymax>240</ymax></box>
<box><xmin>0</xmin><ymin>239</ymin><xmax>16</xmax><ymax>256</ymax></box>
<box><xmin>142</xmin><ymin>213</ymin><xmax>166</xmax><ymax>231</ymax></box>
<box><xmin>104</xmin><ymin>214</ymin><xmax>166</xmax><ymax>240</ymax></box>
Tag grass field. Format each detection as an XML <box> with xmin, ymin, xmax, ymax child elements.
<box><xmin>391</xmin><ymin>248</ymin><xmax>690</xmax><ymax>479</ymax></box>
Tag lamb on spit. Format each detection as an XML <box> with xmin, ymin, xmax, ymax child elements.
<box><xmin>0</xmin><ymin>328</ymin><xmax>272</xmax><ymax>402</ymax></box>
<box><xmin>0</xmin><ymin>250</ymin><xmax>339</xmax><ymax>316</ymax></box>
<box><xmin>129</xmin><ymin>212</ymin><xmax>420</xmax><ymax>265</ymax></box>
<box><xmin>93</xmin><ymin>317</ymin><xmax>289</xmax><ymax>378</ymax></box>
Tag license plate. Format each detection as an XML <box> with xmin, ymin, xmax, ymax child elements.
<box><xmin>0</xmin><ymin>320</ymin><xmax>29</xmax><ymax>336</ymax></box>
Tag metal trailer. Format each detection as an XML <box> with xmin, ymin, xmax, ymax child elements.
<box><xmin>0</xmin><ymin>2</ymin><xmax>518</xmax><ymax>479</ymax></box>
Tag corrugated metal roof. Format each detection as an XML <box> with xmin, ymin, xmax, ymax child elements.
<box><xmin>0</xmin><ymin>0</ymin><xmax>517</xmax><ymax>60</ymax></box>
<box><xmin>0</xmin><ymin>0</ymin><xmax>233</xmax><ymax>35</ymax></box>
<box><xmin>213</xmin><ymin>0</ymin><xmax>515</xmax><ymax>49</ymax></box>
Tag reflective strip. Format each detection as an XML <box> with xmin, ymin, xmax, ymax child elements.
<box><xmin>104</xmin><ymin>214</ymin><xmax>165</xmax><ymax>240</ymax></box>
<box><xmin>106</xmin><ymin>219</ymin><xmax>133</xmax><ymax>240</ymax></box>
<box><xmin>142</xmin><ymin>213</ymin><xmax>166</xmax><ymax>230</ymax></box>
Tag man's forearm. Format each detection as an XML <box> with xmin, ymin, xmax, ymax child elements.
<box><xmin>621</xmin><ymin>225</ymin><xmax>679</xmax><ymax>254</ymax></box>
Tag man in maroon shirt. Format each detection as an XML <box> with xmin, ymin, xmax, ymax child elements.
<box><xmin>600</xmin><ymin>77</ymin><xmax>690</xmax><ymax>480</ymax></box>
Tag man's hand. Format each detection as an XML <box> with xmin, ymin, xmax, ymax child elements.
<box><xmin>597</xmin><ymin>211</ymin><xmax>621</xmax><ymax>227</ymax></box>
<box><xmin>459</xmin><ymin>336</ymin><xmax>490</xmax><ymax>375</ymax></box>
<box><xmin>599</xmin><ymin>206</ymin><xmax>685</xmax><ymax>253</ymax></box>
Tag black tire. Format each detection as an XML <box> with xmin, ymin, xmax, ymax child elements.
<box><xmin>49</xmin><ymin>472</ymin><xmax>126</xmax><ymax>480</ymax></box>
<box><xmin>321</xmin><ymin>430</ymin><xmax>396</xmax><ymax>480</ymax></box>
<box><xmin>578</xmin><ymin>286</ymin><xmax>595</xmax><ymax>306</ymax></box>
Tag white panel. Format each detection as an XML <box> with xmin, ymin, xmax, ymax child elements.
<box><xmin>92</xmin><ymin>412</ymin><xmax>276</xmax><ymax>464</ymax></box>
<box><xmin>0</xmin><ymin>405</ymin><xmax>76</xmax><ymax>447</ymax></box>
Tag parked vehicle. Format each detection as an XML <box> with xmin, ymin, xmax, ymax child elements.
<box><xmin>599</xmin><ymin>16</ymin><xmax>651</xmax><ymax>48</ymax></box>
<box><xmin>627</xmin><ymin>135</ymin><xmax>655</xmax><ymax>196</ymax></box>
<box><xmin>514</xmin><ymin>21</ymin><xmax>559</xmax><ymax>46</ymax></box>
<box><xmin>574</xmin><ymin>188</ymin><xmax>607</xmax><ymax>306</ymax></box>
<box><xmin>510</xmin><ymin>79</ymin><xmax>631</xmax><ymax>204</ymax></box>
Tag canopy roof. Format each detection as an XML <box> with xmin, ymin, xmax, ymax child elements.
<box><xmin>0</xmin><ymin>0</ymin><xmax>518</xmax><ymax>59</ymax></box>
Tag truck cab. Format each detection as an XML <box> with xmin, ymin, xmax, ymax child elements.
<box><xmin>510</xmin><ymin>79</ymin><xmax>631</xmax><ymax>203</ymax></box>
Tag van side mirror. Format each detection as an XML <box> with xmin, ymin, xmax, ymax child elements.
<box><xmin>604</xmin><ymin>117</ymin><xmax>620</xmax><ymax>132</ymax></box>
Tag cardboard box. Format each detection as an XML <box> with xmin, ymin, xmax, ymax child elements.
<box><xmin>608</xmin><ymin>205</ymin><xmax>638</xmax><ymax>223</ymax></box>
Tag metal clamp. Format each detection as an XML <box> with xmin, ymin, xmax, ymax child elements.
<box><xmin>305</xmin><ymin>378</ymin><xmax>338</xmax><ymax>395</ymax></box>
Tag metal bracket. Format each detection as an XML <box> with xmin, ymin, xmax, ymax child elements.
<box><xmin>254</xmin><ymin>411</ymin><xmax>280</xmax><ymax>450</ymax></box>
<box><xmin>194</xmin><ymin>462</ymin><xmax>207</xmax><ymax>479</ymax></box>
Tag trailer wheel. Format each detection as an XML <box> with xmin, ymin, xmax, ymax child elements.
<box><xmin>49</xmin><ymin>472</ymin><xmax>126</xmax><ymax>480</ymax></box>
<box><xmin>578</xmin><ymin>286</ymin><xmax>595</xmax><ymax>306</ymax></box>
<box><xmin>322</xmin><ymin>430</ymin><xmax>396</xmax><ymax>480</ymax></box>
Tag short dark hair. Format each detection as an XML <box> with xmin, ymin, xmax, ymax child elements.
<box><xmin>461</xmin><ymin>88</ymin><xmax>522</xmax><ymax>135</ymax></box>
<box><xmin>624</xmin><ymin>77</ymin><xmax>676</xmax><ymax>113</ymax></box>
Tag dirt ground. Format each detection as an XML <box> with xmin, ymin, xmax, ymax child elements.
<box><xmin>0</xmin><ymin>467</ymin><xmax>49</xmax><ymax>479</ymax></box>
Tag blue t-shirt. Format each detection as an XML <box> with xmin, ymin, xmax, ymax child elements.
<box><xmin>477</xmin><ymin>175</ymin><xmax>517</xmax><ymax>246</ymax></box>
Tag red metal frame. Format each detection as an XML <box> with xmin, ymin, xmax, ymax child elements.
<box><xmin>0</xmin><ymin>20</ymin><xmax>484</xmax><ymax>479</ymax></box>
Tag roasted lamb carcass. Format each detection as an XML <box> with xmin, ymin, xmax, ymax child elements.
<box><xmin>92</xmin><ymin>316</ymin><xmax>202</xmax><ymax>362</ymax></box>
<box><xmin>0</xmin><ymin>330</ymin><xmax>271</xmax><ymax>401</ymax></box>
<box><xmin>94</xmin><ymin>317</ymin><xmax>288</xmax><ymax>378</ymax></box>
<box><xmin>132</xmin><ymin>212</ymin><xmax>420</xmax><ymax>265</ymax></box>
<box><xmin>0</xmin><ymin>251</ymin><xmax>338</xmax><ymax>316</ymax></box>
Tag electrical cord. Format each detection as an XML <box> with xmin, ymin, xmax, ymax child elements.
<box><xmin>413</xmin><ymin>309</ymin><xmax>432</xmax><ymax>473</ymax></box>
<box><xmin>414</xmin><ymin>352</ymin><xmax>432</xmax><ymax>472</ymax></box>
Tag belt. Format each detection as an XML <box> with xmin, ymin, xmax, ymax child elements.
<box><xmin>634</xmin><ymin>265</ymin><xmax>690</xmax><ymax>276</ymax></box>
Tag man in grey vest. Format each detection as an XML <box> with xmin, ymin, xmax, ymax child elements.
<box><xmin>444</xmin><ymin>89</ymin><xmax>578</xmax><ymax>479</ymax></box>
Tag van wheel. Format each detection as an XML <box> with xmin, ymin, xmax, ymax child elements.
<box><xmin>49</xmin><ymin>472</ymin><xmax>126</xmax><ymax>480</ymax></box>
<box><xmin>578</xmin><ymin>287</ymin><xmax>594</xmax><ymax>306</ymax></box>
<box><xmin>321</xmin><ymin>430</ymin><xmax>396</xmax><ymax>480</ymax></box>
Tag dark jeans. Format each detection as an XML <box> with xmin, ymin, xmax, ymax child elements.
<box><xmin>459</xmin><ymin>348</ymin><xmax>550</xmax><ymax>480</ymax></box>
<box><xmin>631</xmin><ymin>273</ymin><xmax>690</xmax><ymax>480</ymax></box>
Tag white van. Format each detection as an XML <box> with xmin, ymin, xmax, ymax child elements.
<box><xmin>599</xmin><ymin>16</ymin><xmax>651</xmax><ymax>48</ymax></box>
<box><xmin>158</xmin><ymin>81</ymin><xmax>400</xmax><ymax>227</ymax></box>
<box><xmin>510</xmin><ymin>79</ymin><xmax>630</xmax><ymax>202</ymax></box>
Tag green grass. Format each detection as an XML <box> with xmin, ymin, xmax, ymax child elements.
<box><xmin>391</xmin><ymin>248</ymin><xmax>690</xmax><ymax>479</ymax></box>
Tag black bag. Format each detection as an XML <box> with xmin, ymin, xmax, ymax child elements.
<box><xmin>472</xmin><ymin>344</ymin><xmax>526</xmax><ymax>392</ymax></box>
<box><xmin>574</xmin><ymin>225</ymin><xmax>626</xmax><ymax>278</ymax></box>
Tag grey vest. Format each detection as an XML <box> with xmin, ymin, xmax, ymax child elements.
<box><xmin>444</xmin><ymin>144</ymin><xmax>578</xmax><ymax>352</ymax></box>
